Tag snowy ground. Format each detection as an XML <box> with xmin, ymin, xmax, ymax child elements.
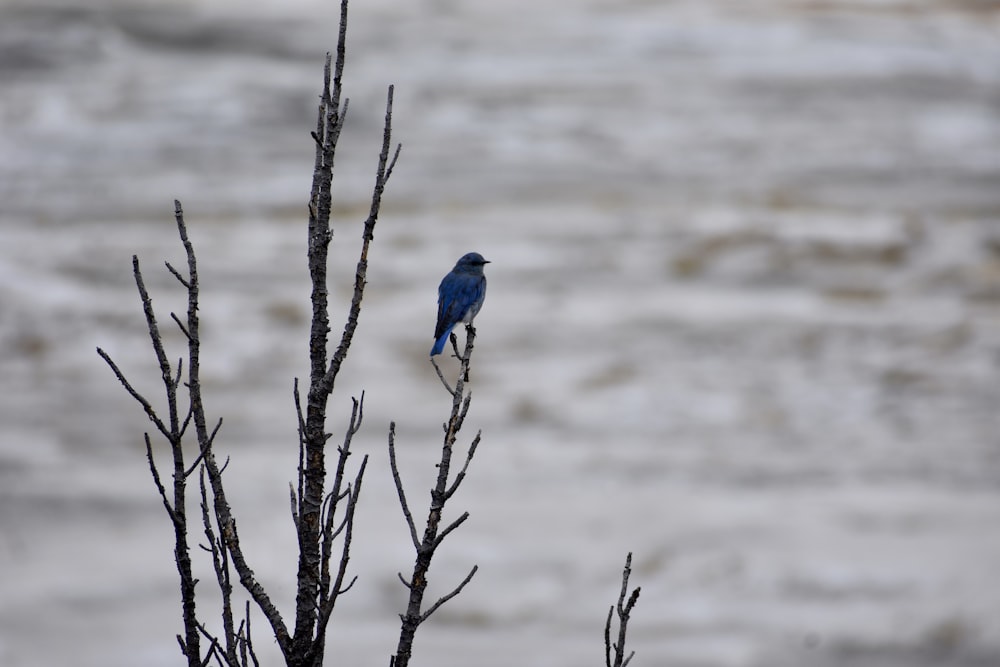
<box><xmin>1</xmin><ymin>1</ymin><xmax>999</xmax><ymax>666</ymax></box>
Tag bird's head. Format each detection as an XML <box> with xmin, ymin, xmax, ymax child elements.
<box><xmin>455</xmin><ymin>252</ymin><xmax>490</xmax><ymax>273</ymax></box>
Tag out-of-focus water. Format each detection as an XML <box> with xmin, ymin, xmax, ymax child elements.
<box><xmin>1</xmin><ymin>0</ymin><xmax>999</xmax><ymax>665</ymax></box>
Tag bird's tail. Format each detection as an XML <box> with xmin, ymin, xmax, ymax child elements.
<box><xmin>430</xmin><ymin>328</ymin><xmax>452</xmax><ymax>356</ymax></box>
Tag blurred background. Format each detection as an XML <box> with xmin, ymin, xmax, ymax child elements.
<box><xmin>1</xmin><ymin>0</ymin><xmax>999</xmax><ymax>665</ymax></box>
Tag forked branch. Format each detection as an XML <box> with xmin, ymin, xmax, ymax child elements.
<box><xmin>293</xmin><ymin>27</ymin><xmax>398</xmax><ymax>666</ymax></box>
<box><xmin>390</xmin><ymin>327</ymin><xmax>483</xmax><ymax>667</ymax></box>
<box><xmin>605</xmin><ymin>552</ymin><xmax>641</xmax><ymax>667</ymax></box>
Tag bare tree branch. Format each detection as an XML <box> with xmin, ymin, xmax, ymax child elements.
<box><xmin>293</xmin><ymin>378</ymin><xmax>306</xmax><ymax>531</ymax></box>
<box><xmin>387</xmin><ymin>422</ymin><xmax>420</xmax><ymax>549</ymax></box>
<box><xmin>325</xmin><ymin>84</ymin><xmax>397</xmax><ymax>388</ymax></box>
<box><xmin>146</xmin><ymin>201</ymin><xmax>289</xmax><ymax>658</ymax></box>
<box><xmin>184</xmin><ymin>417</ymin><xmax>223</xmax><ymax>479</ymax></box>
<box><xmin>433</xmin><ymin>512</ymin><xmax>470</xmax><ymax>549</ymax></box>
<box><xmin>195</xmin><ymin>626</ymin><xmax>223</xmax><ymax>667</ymax></box>
<box><xmin>419</xmin><ymin>564</ymin><xmax>479</xmax><ymax>623</ymax></box>
<box><xmin>103</xmin><ymin>2</ymin><xmax>409</xmax><ymax>664</ymax></box>
<box><xmin>238</xmin><ymin>601</ymin><xmax>260</xmax><ymax>667</ymax></box>
<box><xmin>199</xmin><ymin>468</ymin><xmax>237</xmax><ymax>666</ymax></box>
<box><xmin>96</xmin><ymin>347</ymin><xmax>171</xmax><ymax>439</ymax></box>
<box><xmin>165</xmin><ymin>260</ymin><xmax>191</xmax><ymax>289</ymax></box>
<box><xmin>307</xmin><ymin>457</ymin><xmax>367</xmax><ymax>667</ymax></box>
<box><xmin>294</xmin><ymin>2</ymin><xmax>395</xmax><ymax>660</ymax></box>
<box><xmin>99</xmin><ymin>242</ymin><xmax>205</xmax><ymax>664</ymax></box>
<box><xmin>605</xmin><ymin>552</ymin><xmax>641</xmax><ymax>667</ymax></box>
<box><xmin>429</xmin><ymin>357</ymin><xmax>455</xmax><ymax>396</ymax></box>
<box><xmin>171</xmin><ymin>310</ymin><xmax>192</xmax><ymax>341</ymax></box>
<box><xmin>444</xmin><ymin>431</ymin><xmax>481</xmax><ymax>501</ymax></box>
<box><xmin>391</xmin><ymin>329</ymin><xmax>483</xmax><ymax>667</ymax></box>
<box><xmin>318</xmin><ymin>395</ymin><xmax>364</xmax><ymax>611</ymax></box>
<box><xmin>144</xmin><ymin>433</ymin><xmax>177</xmax><ymax>524</ymax></box>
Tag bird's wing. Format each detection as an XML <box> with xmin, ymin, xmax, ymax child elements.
<box><xmin>435</xmin><ymin>273</ymin><xmax>484</xmax><ymax>339</ymax></box>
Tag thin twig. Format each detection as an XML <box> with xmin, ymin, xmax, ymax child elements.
<box><xmin>429</xmin><ymin>357</ymin><xmax>456</xmax><ymax>396</ymax></box>
<box><xmin>171</xmin><ymin>311</ymin><xmax>193</xmax><ymax>341</ymax></box>
<box><xmin>387</xmin><ymin>422</ymin><xmax>420</xmax><ymax>549</ymax></box>
<box><xmin>165</xmin><ymin>260</ymin><xmax>191</xmax><ymax>289</ymax></box>
<box><xmin>184</xmin><ymin>417</ymin><xmax>223</xmax><ymax>479</ymax></box>
<box><xmin>293</xmin><ymin>377</ymin><xmax>306</xmax><ymax>529</ymax></box>
<box><xmin>289</xmin><ymin>482</ymin><xmax>299</xmax><ymax>529</ymax></box>
<box><xmin>444</xmin><ymin>431</ymin><xmax>481</xmax><ymax>500</ymax></box>
<box><xmin>419</xmin><ymin>565</ymin><xmax>478</xmax><ymax>623</ymax></box>
<box><xmin>454</xmin><ymin>394</ymin><xmax>472</xmax><ymax>434</ymax></box>
<box><xmin>195</xmin><ymin>625</ymin><xmax>224</xmax><ymax>667</ymax></box>
<box><xmin>384</xmin><ymin>143</ymin><xmax>402</xmax><ymax>183</ymax></box>
<box><xmin>233</xmin><ymin>600</ymin><xmax>259</xmax><ymax>667</ymax></box>
<box><xmin>433</xmin><ymin>512</ymin><xmax>470</xmax><ymax>549</ymax></box>
<box><xmin>144</xmin><ymin>433</ymin><xmax>177</xmax><ymax>524</ymax></box>
<box><xmin>325</xmin><ymin>84</ymin><xmax>395</xmax><ymax>386</ymax></box>
<box><xmin>96</xmin><ymin>348</ymin><xmax>171</xmax><ymax>439</ymax></box>
<box><xmin>604</xmin><ymin>606</ymin><xmax>614</xmax><ymax>667</ymax></box>
<box><xmin>318</xmin><ymin>395</ymin><xmax>364</xmax><ymax>617</ymax></box>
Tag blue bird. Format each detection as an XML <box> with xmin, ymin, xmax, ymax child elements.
<box><xmin>431</xmin><ymin>252</ymin><xmax>490</xmax><ymax>356</ymax></box>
